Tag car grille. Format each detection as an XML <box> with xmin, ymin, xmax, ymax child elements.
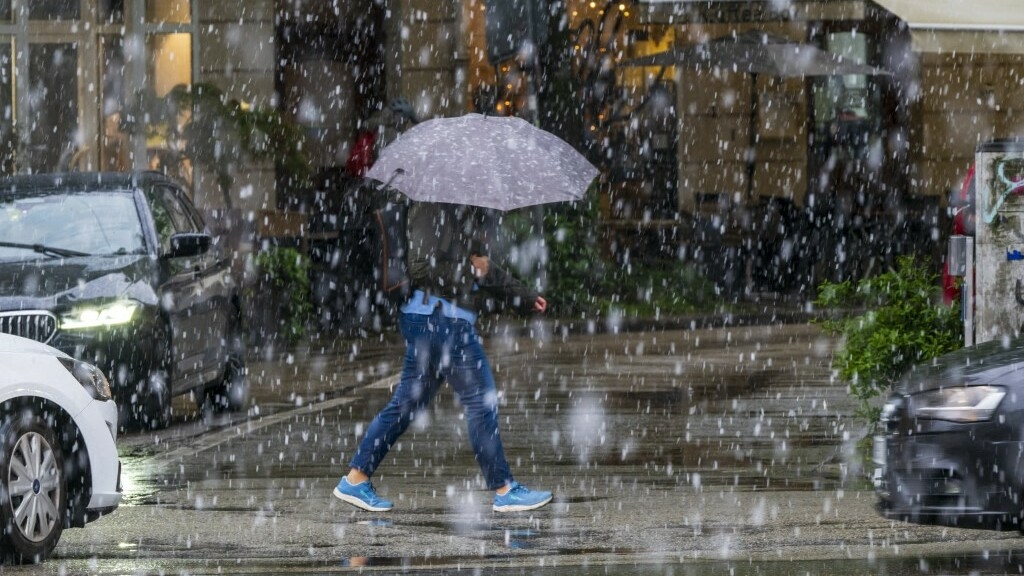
<box><xmin>0</xmin><ymin>311</ymin><xmax>58</xmax><ymax>344</ymax></box>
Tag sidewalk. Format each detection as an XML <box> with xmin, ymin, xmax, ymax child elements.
<box><xmin>241</xmin><ymin>294</ymin><xmax>821</xmax><ymax>416</ymax></box>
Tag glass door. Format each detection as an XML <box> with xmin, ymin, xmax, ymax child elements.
<box><xmin>806</xmin><ymin>24</ymin><xmax>894</xmax><ymax>285</ymax></box>
<box><xmin>13</xmin><ymin>0</ymin><xmax>95</xmax><ymax>174</ymax></box>
<box><xmin>0</xmin><ymin>39</ymin><xmax>13</xmax><ymax>172</ymax></box>
<box><xmin>1</xmin><ymin>0</ymin><xmax>195</xmax><ymax>175</ymax></box>
<box><xmin>25</xmin><ymin>41</ymin><xmax>79</xmax><ymax>171</ymax></box>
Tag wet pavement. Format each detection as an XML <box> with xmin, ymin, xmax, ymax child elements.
<box><xmin>14</xmin><ymin>319</ymin><xmax>1024</xmax><ymax>574</ymax></box>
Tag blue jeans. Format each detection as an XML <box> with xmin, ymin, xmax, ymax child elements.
<box><xmin>348</xmin><ymin>307</ymin><xmax>513</xmax><ymax>490</ymax></box>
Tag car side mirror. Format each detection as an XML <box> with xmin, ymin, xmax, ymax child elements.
<box><xmin>166</xmin><ymin>233</ymin><xmax>211</xmax><ymax>258</ymax></box>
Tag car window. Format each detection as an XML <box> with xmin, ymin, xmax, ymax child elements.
<box><xmin>0</xmin><ymin>191</ymin><xmax>145</xmax><ymax>258</ymax></box>
<box><xmin>146</xmin><ymin>189</ymin><xmax>176</xmax><ymax>254</ymax></box>
<box><xmin>164</xmin><ymin>188</ymin><xmax>201</xmax><ymax>234</ymax></box>
<box><xmin>146</xmin><ymin>185</ymin><xmax>200</xmax><ymax>254</ymax></box>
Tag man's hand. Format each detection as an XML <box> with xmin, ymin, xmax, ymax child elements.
<box><xmin>471</xmin><ymin>255</ymin><xmax>489</xmax><ymax>278</ymax></box>
<box><xmin>533</xmin><ymin>296</ymin><xmax>547</xmax><ymax>313</ymax></box>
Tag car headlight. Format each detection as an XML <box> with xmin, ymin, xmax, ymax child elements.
<box><xmin>61</xmin><ymin>301</ymin><xmax>139</xmax><ymax>329</ymax></box>
<box><xmin>58</xmin><ymin>357</ymin><xmax>113</xmax><ymax>402</ymax></box>
<box><xmin>910</xmin><ymin>385</ymin><xmax>1005</xmax><ymax>423</ymax></box>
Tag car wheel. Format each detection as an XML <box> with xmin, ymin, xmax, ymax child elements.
<box><xmin>0</xmin><ymin>412</ymin><xmax>66</xmax><ymax>564</ymax></box>
<box><xmin>204</xmin><ymin>354</ymin><xmax>248</xmax><ymax>414</ymax></box>
<box><xmin>130</xmin><ymin>320</ymin><xmax>173</xmax><ymax>430</ymax></box>
<box><xmin>202</xmin><ymin>309</ymin><xmax>249</xmax><ymax>415</ymax></box>
<box><xmin>142</xmin><ymin>370</ymin><xmax>172</xmax><ymax>429</ymax></box>
<box><xmin>1018</xmin><ymin>495</ymin><xmax>1024</xmax><ymax>535</ymax></box>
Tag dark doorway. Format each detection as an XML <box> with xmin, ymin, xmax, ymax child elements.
<box><xmin>805</xmin><ymin>22</ymin><xmax>902</xmax><ymax>287</ymax></box>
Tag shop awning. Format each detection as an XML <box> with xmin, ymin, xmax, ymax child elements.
<box><xmin>872</xmin><ymin>0</ymin><xmax>1024</xmax><ymax>54</ymax></box>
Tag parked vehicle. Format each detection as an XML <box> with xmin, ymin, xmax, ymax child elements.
<box><xmin>0</xmin><ymin>332</ymin><xmax>121</xmax><ymax>563</ymax></box>
<box><xmin>0</xmin><ymin>172</ymin><xmax>247</xmax><ymax>429</ymax></box>
<box><xmin>873</xmin><ymin>337</ymin><xmax>1024</xmax><ymax>529</ymax></box>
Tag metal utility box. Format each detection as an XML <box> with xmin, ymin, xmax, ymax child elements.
<box><xmin>948</xmin><ymin>235</ymin><xmax>970</xmax><ymax>277</ymax></box>
<box><xmin>974</xmin><ymin>138</ymin><xmax>1024</xmax><ymax>343</ymax></box>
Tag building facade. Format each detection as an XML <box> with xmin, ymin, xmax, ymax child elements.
<box><xmin>7</xmin><ymin>1</ymin><xmax>1023</xmax><ymax>289</ymax></box>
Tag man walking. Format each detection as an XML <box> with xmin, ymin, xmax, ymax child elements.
<box><xmin>334</xmin><ymin>202</ymin><xmax>552</xmax><ymax>512</ymax></box>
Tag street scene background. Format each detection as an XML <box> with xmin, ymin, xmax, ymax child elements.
<box><xmin>1</xmin><ymin>1</ymin><xmax>1023</xmax><ymax>574</ymax></box>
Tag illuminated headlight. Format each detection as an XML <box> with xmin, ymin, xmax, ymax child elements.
<box><xmin>61</xmin><ymin>301</ymin><xmax>139</xmax><ymax>329</ymax></box>
<box><xmin>910</xmin><ymin>385</ymin><xmax>1006</xmax><ymax>423</ymax></box>
<box><xmin>58</xmin><ymin>357</ymin><xmax>113</xmax><ymax>401</ymax></box>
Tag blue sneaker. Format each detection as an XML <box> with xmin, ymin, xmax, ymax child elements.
<box><xmin>493</xmin><ymin>481</ymin><xmax>552</xmax><ymax>512</ymax></box>
<box><xmin>333</xmin><ymin>477</ymin><xmax>394</xmax><ymax>512</ymax></box>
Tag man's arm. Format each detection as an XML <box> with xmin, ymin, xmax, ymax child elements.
<box><xmin>475</xmin><ymin>257</ymin><xmax>545</xmax><ymax>314</ymax></box>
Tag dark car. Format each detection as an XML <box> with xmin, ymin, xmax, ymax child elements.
<box><xmin>873</xmin><ymin>338</ymin><xmax>1024</xmax><ymax>529</ymax></box>
<box><xmin>0</xmin><ymin>172</ymin><xmax>247</xmax><ymax>429</ymax></box>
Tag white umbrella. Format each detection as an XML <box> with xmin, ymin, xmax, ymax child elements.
<box><xmin>365</xmin><ymin>113</ymin><xmax>599</xmax><ymax>211</ymax></box>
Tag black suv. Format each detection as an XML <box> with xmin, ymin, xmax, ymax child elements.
<box><xmin>0</xmin><ymin>172</ymin><xmax>247</xmax><ymax>428</ymax></box>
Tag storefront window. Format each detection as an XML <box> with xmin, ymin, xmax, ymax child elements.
<box><xmin>147</xmin><ymin>33</ymin><xmax>191</xmax><ymax>96</ymax></box>
<box><xmin>99</xmin><ymin>0</ymin><xmax>125</xmax><ymax>24</ymax></box>
<box><xmin>146</xmin><ymin>0</ymin><xmax>191</xmax><ymax>24</ymax></box>
<box><xmin>5</xmin><ymin>0</ymin><xmax>194</xmax><ymax>175</ymax></box>
<box><xmin>0</xmin><ymin>40</ymin><xmax>13</xmax><ymax>173</ymax></box>
<box><xmin>29</xmin><ymin>0</ymin><xmax>80</xmax><ymax>20</ymax></box>
<box><xmin>145</xmin><ymin>33</ymin><xmax>192</xmax><ymax>181</ymax></box>
<box><xmin>813</xmin><ymin>33</ymin><xmax>876</xmax><ymax>130</ymax></box>
<box><xmin>100</xmin><ymin>35</ymin><xmax>128</xmax><ymax>171</ymax></box>
<box><xmin>26</xmin><ymin>43</ymin><xmax>78</xmax><ymax>172</ymax></box>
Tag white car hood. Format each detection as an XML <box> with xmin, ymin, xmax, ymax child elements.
<box><xmin>0</xmin><ymin>332</ymin><xmax>68</xmax><ymax>358</ymax></box>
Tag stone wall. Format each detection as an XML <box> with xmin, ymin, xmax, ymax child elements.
<box><xmin>914</xmin><ymin>52</ymin><xmax>1024</xmax><ymax>200</ymax></box>
<box><xmin>385</xmin><ymin>0</ymin><xmax>465</xmax><ymax>120</ymax></box>
<box><xmin>195</xmin><ymin>1</ymin><xmax>278</xmax><ymax>218</ymax></box>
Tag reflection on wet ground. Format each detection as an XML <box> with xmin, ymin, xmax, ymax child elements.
<box><xmin>132</xmin><ymin>324</ymin><xmax>852</xmax><ymax>497</ymax></box>
<box><xmin>325</xmin><ymin>553</ymin><xmax>1024</xmax><ymax>575</ymax></box>
<box><xmin>43</xmin><ymin>323</ymin><xmax>1024</xmax><ymax>574</ymax></box>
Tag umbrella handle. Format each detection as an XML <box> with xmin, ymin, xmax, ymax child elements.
<box><xmin>384</xmin><ymin>168</ymin><xmax>406</xmax><ymax>189</ymax></box>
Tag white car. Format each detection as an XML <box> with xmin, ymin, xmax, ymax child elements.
<box><xmin>0</xmin><ymin>333</ymin><xmax>121</xmax><ymax>563</ymax></box>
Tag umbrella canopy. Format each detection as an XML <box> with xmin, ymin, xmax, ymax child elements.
<box><xmin>623</xmin><ymin>30</ymin><xmax>885</xmax><ymax>77</ymax></box>
<box><xmin>365</xmin><ymin>113</ymin><xmax>599</xmax><ymax>212</ymax></box>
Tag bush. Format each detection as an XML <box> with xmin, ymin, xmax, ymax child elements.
<box><xmin>602</xmin><ymin>260</ymin><xmax>715</xmax><ymax>317</ymax></box>
<box><xmin>251</xmin><ymin>246</ymin><xmax>312</xmax><ymax>345</ymax></box>
<box><xmin>541</xmin><ymin>188</ymin><xmax>715</xmax><ymax>318</ymax></box>
<box><xmin>542</xmin><ymin>189</ymin><xmax>609</xmax><ymax>314</ymax></box>
<box><xmin>815</xmin><ymin>256</ymin><xmax>963</xmax><ymax>423</ymax></box>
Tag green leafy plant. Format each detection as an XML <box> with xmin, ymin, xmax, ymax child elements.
<box><xmin>252</xmin><ymin>246</ymin><xmax>312</xmax><ymax>345</ymax></box>
<box><xmin>815</xmin><ymin>256</ymin><xmax>963</xmax><ymax>423</ymax></box>
<box><xmin>605</xmin><ymin>261</ymin><xmax>715</xmax><ymax>317</ymax></box>
<box><xmin>541</xmin><ymin>187</ymin><xmax>715</xmax><ymax>318</ymax></box>
<box><xmin>543</xmin><ymin>187</ymin><xmax>610</xmax><ymax>314</ymax></box>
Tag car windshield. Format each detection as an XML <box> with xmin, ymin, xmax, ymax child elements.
<box><xmin>0</xmin><ymin>191</ymin><xmax>146</xmax><ymax>259</ymax></box>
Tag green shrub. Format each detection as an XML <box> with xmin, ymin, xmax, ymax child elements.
<box><xmin>603</xmin><ymin>260</ymin><xmax>715</xmax><ymax>317</ymax></box>
<box><xmin>541</xmin><ymin>189</ymin><xmax>715</xmax><ymax>318</ymax></box>
<box><xmin>252</xmin><ymin>246</ymin><xmax>312</xmax><ymax>345</ymax></box>
<box><xmin>815</xmin><ymin>256</ymin><xmax>963</xmax><ymax>423</ymax></box>
<box><xmin>543</xmin><ymin>188</ymin><xmax>609</xmax><ymax>314</ymax></box>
